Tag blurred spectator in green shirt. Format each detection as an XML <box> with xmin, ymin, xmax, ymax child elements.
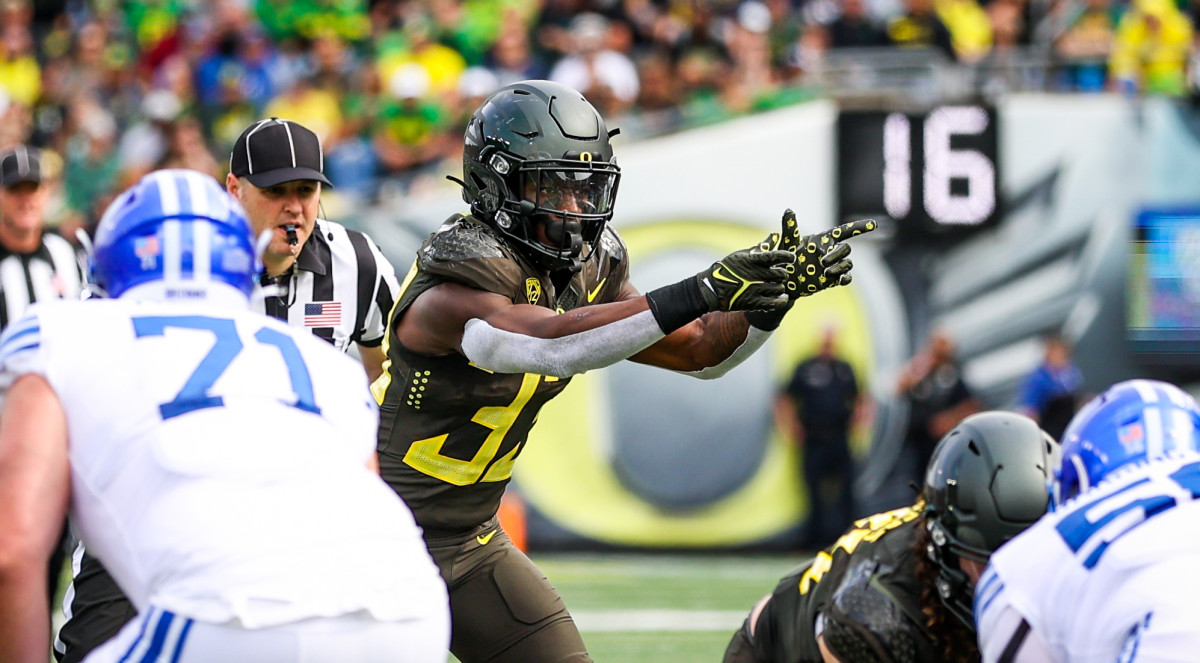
<box><xmin>372</xmin><ymin>63</ymin><xmax>455</xmax><ymax>189</ymax></box>
<box><xmin>256</xmin><ymin>0</ymin><xmax>371</xmax><ymax>44</ymax></box>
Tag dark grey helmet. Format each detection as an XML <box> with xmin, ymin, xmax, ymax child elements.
<box><xmin>923</xmin><ymin>411</ymin><xmax>1059</xmax><ymax>627</ymax></box>
<box><xmin>457</xmin><ymin>79</ymin><xmax>621</xmax><ymax>274</ymax></box>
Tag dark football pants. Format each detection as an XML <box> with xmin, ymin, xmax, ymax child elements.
<box><xmin>429</xmin><ymin>517</ymin><xmax>591</xmax><ymax>663</ymax></box>
<box><xmin>55</xmin><ymin>548</ymin><xmax>137</xmax><ymax>663</ymax></box>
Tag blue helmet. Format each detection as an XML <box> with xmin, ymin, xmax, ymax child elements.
<box><xmin>91</xmin><ymin>169</ymin><xmax>258</xmax><ymax>299</ymax></box>
<box><xmin>1052</xmin><ymin>379</ymin><xmax>1200</xmax><ymax>507</ymax></box>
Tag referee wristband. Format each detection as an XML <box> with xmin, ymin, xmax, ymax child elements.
<box><xmin>645</xmin><ymin>277</ymin><xmax>710</xmax><ymax>335</ymax></box>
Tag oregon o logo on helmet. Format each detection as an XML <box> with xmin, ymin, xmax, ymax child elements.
<box><xmin>579</xmin><ymin>152</ymin><xmax>593</xmax><ymax>163</ymax></box>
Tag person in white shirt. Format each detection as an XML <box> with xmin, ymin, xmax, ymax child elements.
<box><xmin>0</xmin><ymin>169</ymin><xmax>448</xmax><ymax>663</ymax></box>
<box><xmin>976</xmin><ymin>379</ymin><xmax>1200</xmax><ymax>663</ymax></box>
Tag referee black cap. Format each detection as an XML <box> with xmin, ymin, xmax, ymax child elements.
<box><xmin>230</xmin><ymin>118</ymin><xmax>332</xmax><ymax>188</ymax></box>
<box><xmin>0</xmin><ymin>145</ymin><xmax>42</xmax><ymax>188</ymax></box>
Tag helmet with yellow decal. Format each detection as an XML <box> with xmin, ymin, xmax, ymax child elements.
<box><xmin>457</xmin><ymin>80</ymin><xmax>621</xmax><ymax>274</ymax></box>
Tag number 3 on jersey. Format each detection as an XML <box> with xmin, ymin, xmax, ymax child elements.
<box><xmin>403</xmin><ymin>372</ymin><xmax>541</xmax><ymax>486</ymax></box>
<box><xmin>133</xmin><ymin>315</ymin><xmax>320</xmax><ymax>419</ymax></box>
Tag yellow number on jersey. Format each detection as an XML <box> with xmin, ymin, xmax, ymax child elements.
<box><xmin>403</xmin><ymin>373</ymin><xmax>541</xmax><ymax>485</ymax></box>
<box><xmin>798</xmin><ymin>503</ymin><xmax>922</xmax><ymax>594</ymax></box>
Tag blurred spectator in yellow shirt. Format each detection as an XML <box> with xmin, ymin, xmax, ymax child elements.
<box><xmin>0</xmin><ymin>10</ymin><xmax>40</xmax><ymax>108</ymax></box>
<box><xmin>888</xmin><ymin>0</ymin><xmax>958</xmax><ymax>59</ymax></box>
<box><xmin>1110</xmin><ymin>0</ymin><xmax>1193</xmax><ymax>95</ymax></box>
<box><xmin>376</xmin><ymin>13</ymin><xmax>467</xmax><ymax>99</ymax></box>
<box><xmin>936</xmin><ymin>0</ymin><xmax>994</xmax><ymax>62</ymax></box>
<box><xmin>263</xmin><ymin>78</ymin><xmax>343</xmax><ymax>145</ymax></box>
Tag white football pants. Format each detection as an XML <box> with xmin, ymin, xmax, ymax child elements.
<box><xmin>81</xmin><ymin>605</ymin><xmax>450</xmax><ymax>663</ymax></box>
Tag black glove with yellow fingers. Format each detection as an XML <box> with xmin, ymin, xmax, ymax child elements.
<box><xmin>791</xmin><ymin>214</ymin><xmax>877</xmax><ymax>297</ymax></box>
<box><xmin>646</xmin><ymin>246</ymin><xmax>794</xmax><ymax>334</ymax></box>
<box><xmin>745</xmin><ymin>211</ymin><xmax>877</xmax><ymax>330</ymax></box>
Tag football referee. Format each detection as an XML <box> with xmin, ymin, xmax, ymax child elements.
<box><xmin>54</xmin><ymin>119</ymin><xmax>402</xmax><ymax>663</ymax></box>
<box><xmin>230</xmin><ymin>117</ymin><xmax>401</xmax><ymax>382</ymax></box>
<box><xmin>0</xmin><ymin>145</ymin><xmax>83</xmax><ymax>329</ymax></box>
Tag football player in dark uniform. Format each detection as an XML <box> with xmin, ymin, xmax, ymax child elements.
<box><xmin>372</xmin><ymin>80</ymin><xmax>877</xmax><ymax>663</ymax></box>
<box><xmin>723</xmin><ymin>411</ymin><xmax>1060</xmax><ymax>663</ymax></box>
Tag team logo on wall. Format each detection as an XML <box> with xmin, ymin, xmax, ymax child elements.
<box><xmin>526</xmin><ymin>278</ymin><xmax>541</xmax><ymax>305</ymax></box>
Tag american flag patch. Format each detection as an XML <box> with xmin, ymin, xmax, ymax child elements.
<box><xmin>304</xmin><ymin>302</ymin><xmax>342</xmax><ymax>327</ymax></box>
<box><xmin>134</xmin><ymin>237</ymin><xmax>159</xmax><ymax>257</ymax></box>
<box><xmin>1119</xmin><ymin>421</ymin><xmax>1144</xmax><ymax>446</ymax></box>
<box><xmin>134</xmin><ymin>237</ymin><xmax>160</xmax><ymax>268</ymax></box>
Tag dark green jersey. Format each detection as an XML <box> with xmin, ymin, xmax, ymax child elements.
<box><xmin>753</xmin><ymin>503</ymin><xmax>937</xmax><ymax>663</ymax></box>
<box><xmin>376</xmin><ymin>213</ymin><xmax>629</xmax><ymax>534</ymax></box>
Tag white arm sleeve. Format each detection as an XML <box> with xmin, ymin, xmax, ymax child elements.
<box><xmin>461</xmin><ymin>310</ymin><xmax>666</xmax><ymax>378</ymax></box>
<box><xmin>681</xmin><ymin>327</ymin><xmax>771</xmax><ymax>380</ymax></box>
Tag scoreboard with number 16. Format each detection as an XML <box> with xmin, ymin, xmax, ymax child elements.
<box><xmin>837</xmin><ymin>105</ymin><xmax>1000</xmax><ymax>238</ymax></box>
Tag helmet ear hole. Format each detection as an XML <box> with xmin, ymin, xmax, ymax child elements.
<box><xmin>464</xmin><ymin>162</ymin><xmax>503</xmax><ymax>215</ymax></box>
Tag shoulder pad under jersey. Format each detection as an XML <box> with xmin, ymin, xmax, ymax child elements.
<box><xmin>418</xmin><ymin>214</ymin><xmax>530</xmax><ymax>299</ymax></box>
<box><xmin>597</xmin><ymin>224</ymin><xmax>627</xmax><ymax>263</ymax></box>
<box><xmin>821</xmin><ymin>559</ymin><xmax>935</xmax><ymax>663</ymax></box>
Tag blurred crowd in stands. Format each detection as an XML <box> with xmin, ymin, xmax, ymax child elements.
<box><xmin>3</xmin><ymin>0</ymin><xmax>1199</xmax><ymax>235</ymax></box>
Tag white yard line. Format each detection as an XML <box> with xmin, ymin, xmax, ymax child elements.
<box><xmin>571</xmin><ymin>609</ymin><xmax>747</xmax><ymax>632</ymax></box>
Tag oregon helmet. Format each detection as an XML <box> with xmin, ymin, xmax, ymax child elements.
<box><xmin>458</xmin><ymin>80</ymin><xmax>621</xmax><ymax>273</ymax></box>
<box><xmin>922</xmin><ymin>411</ymin><xmax>1059</xmax><ymax>627</ymax></box>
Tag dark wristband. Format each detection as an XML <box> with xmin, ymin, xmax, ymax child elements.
<box><xmin>744</xmin><ymin>305</ymin><xmax>790</xmax><ymax>331</ymax></box>
<box><xmin>646</xmin><ymin>277</ymin><xmax>710</xmax><ymax>334</ymax></box>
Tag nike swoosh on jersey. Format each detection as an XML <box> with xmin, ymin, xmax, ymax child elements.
<box><xmin>587</xmin><ymin>278</ymin><xmax>607</xmax><ymax>303</ymax></box>
<box><xmin>476</xmin><ymin>530</ymin><xmax>497</xmax><ymax>545</ymax></box>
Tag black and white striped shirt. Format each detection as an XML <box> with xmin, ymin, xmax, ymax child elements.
<box><xmin>256</xmin><ymin>218</ymin><xmax>399</xmax><ymax>353</ymax></box>
<box><xmin>0</xmin><ymin>232</ymin><xmax>84</xmax><ymax>330</ymax></box>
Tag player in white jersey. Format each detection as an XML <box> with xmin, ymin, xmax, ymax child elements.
<box><xmin>0</xmin><ymin>169</ymin><xmax>449</xmax><ymax>662</ymax></box>
<box><xmin>975</xmin><ymin>379</ymin><xmax>1200</xmax><ymax>663</ymax></box>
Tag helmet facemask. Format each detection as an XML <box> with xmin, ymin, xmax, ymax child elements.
<box><xmin>925</xmin><ymin>515</ymin><xmax>989</xmax><ymax>628</ymax></box>
<box><xmin>483</xmin><ymin>151</ymin><xmax>620</xmax><ymax>274</ymax></box>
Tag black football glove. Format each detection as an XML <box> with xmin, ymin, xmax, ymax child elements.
<box><xmin>695</xmin><ymin>247</ymin><xmax>794</xmax><ymax>312</ymax></box>
<box><xmin>769</xmin><ymin>211</ymin><xmax>877</xmax><ymax>298</ymax></box>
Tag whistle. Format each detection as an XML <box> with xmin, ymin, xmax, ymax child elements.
<box><xmin>285</xmin><ymin>224</ymin><xmax>298</xmax><ymax>246</ymax></box>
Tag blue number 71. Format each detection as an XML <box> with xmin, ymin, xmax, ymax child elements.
<box><xmin>133</xmin><ymin>315</ymin><xmax>321</xmax><ymax>419</ymax></box>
